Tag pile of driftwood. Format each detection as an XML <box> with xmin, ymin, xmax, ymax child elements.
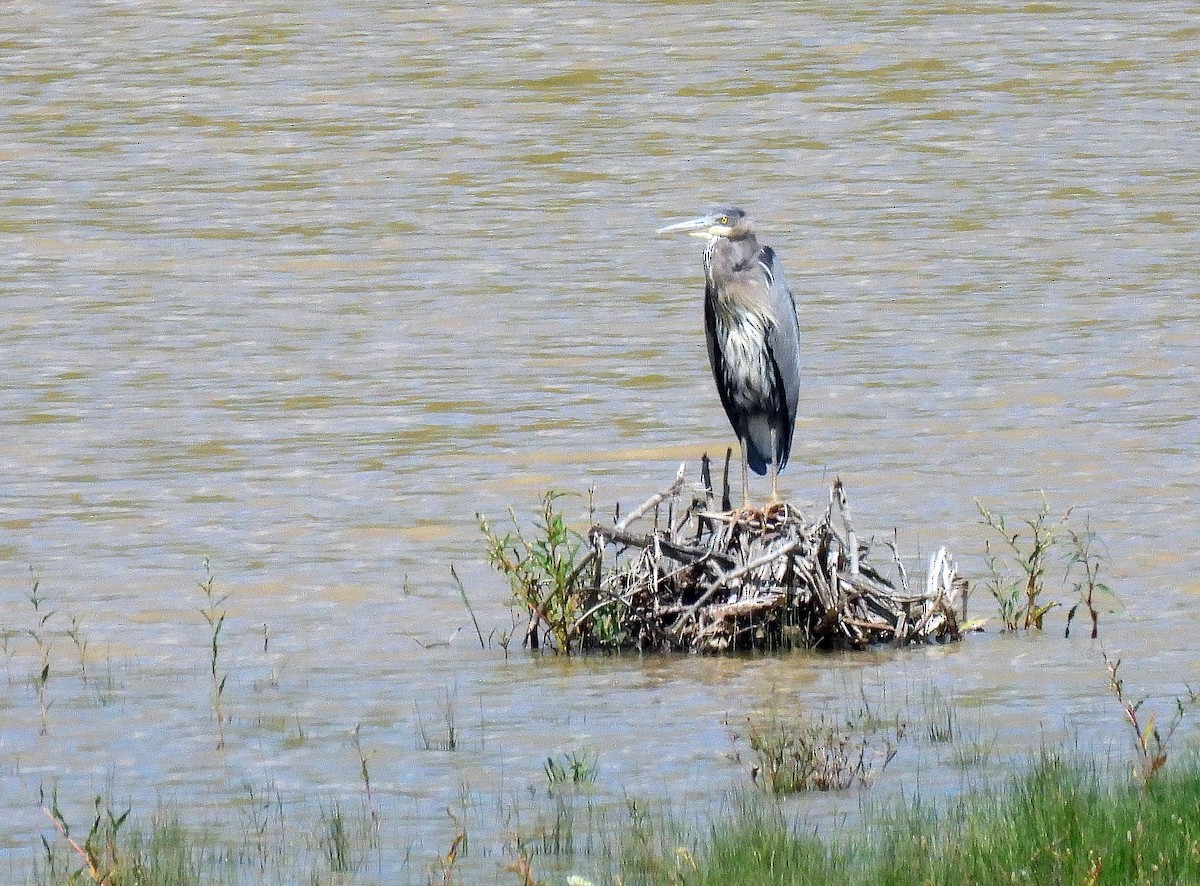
<box><xmin>580</xmin><ymin>458</ymin><xmax>966</xmax><ymax>653</ymax></box>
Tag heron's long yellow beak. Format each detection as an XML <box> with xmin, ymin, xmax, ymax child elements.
<box><xmin>656</xmin><ymin>216</ymin><xmax>716</xmax><ymax>238</ymax></box>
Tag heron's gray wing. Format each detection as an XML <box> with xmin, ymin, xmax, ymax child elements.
<box><xmin>759</xmin><ymin>246</ymin><xmax>802</xmax><ymax>466</ymax></box>
<box><xmin>703</xmin><ymin>278</ymin><xmax>741</xmax><ymax>435</ymax></box>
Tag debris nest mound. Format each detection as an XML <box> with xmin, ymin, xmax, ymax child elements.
<box><xmin>579</xmin><ymin>460</ymin><xmax>966</xmax><ymax>653</ymax></box>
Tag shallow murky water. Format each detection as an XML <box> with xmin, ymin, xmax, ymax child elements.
<box><xmin>2</xmin><ymin>1</ymin><xmax>1198</xmax><ymax>881</ymax></box>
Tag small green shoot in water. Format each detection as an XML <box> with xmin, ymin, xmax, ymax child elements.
<box><xmin>197</xmin><ymin>557</ymin><xmax>229</xmax><ymax>750</ymax></box>
<box><xmin>1104</xmin><ymin>652</ymin><xmax>1196</xmax><ymax>784</ymax></box>
<box><xmin>1065</xmin><ymin>516</ymin><xmax>1108</xmax><ymax>639</ymax></box>
<box><xmin>28</xmin><ymin>571</ymin><xmax>54</xmax><ymax>735</ymax></box>
<box><xmin>65</xmin><ymin>609</ymin><xmax>89</xmax><ymax>685</ymax></box>
<box><xmin>352</xmin><ymin>723</ymin><xmax>380</xmax><ymax>830</ymax></box>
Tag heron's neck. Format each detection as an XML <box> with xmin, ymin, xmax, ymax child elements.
<box><xmin>704</xmin><ymin>235</ymin><xmax>759</xmax><ymax>282</ymax></box>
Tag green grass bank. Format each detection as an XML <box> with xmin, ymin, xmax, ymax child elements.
<box><xmin>614</xmin><ymin>753</ymin><xmax>1200</xmax><ymax>886</ymax></box>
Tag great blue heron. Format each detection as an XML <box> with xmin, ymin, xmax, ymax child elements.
<box><xmin>658</xmin><ymin>208</ymin><xmax>802</xmax><ymax>506</ymax></box>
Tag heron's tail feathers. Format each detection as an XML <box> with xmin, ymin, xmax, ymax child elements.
<box><xmin>745</xmin><ymin>440</ymin><xmax>770</xmax><ymax>476</ymax></box>
<box><xmin>744</xmin><ymin>415</ymin><xmax>789</xmax><ymax>476</ymax></box>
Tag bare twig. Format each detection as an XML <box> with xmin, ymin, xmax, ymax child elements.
<box><xmin>614</xmin><ymin>463</ymin><xmax>687</xmax><ymax>532</ymax></box>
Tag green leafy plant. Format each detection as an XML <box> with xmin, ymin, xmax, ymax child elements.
<box><xmin>978</xmin><ymin>496</ymin><xmax>1114</xmax><ymax>635</ymax></box>
<box><xmin>1104</xmin><ymin>652</ymin><xmax>1195</xmax><ymax>783</ymax></box>
<box><xmin>976</xmin><ymin>495</ymin><xmax>1072</xmax><ymax>631</ymax></box>
<box><xmin>480</xmin><ymin>492</ymin><xmax>594</xmax><ymax>654</ymax></box>
<box><xmin>1065</xmin><ymin>518</ymin><xmax>1108</xmax><ymax>639</ymax></box>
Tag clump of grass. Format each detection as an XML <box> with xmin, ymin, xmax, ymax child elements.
<box><xmin>35</xmin><ymin>786</ymin><xmax>388</xmax><ymax>886</ymax></box>
<box><xmin>43</xmin><ymin>789</ymin><xmax>130</xmax><ymax>885</ymax></box>
<box><xmin>509</xmin><ymin>790</ymin><xmax>608</xmax><ymax>867</ymax></box>
<box><xmin>545</xmin><ymin>750</ymin><xmax>600</xmax><ymax>791</ymax></box>
<box><xmin>480</xmin><ymin>492</ymin><xmax>595</xmax><ymax>654</ymax></box>
<box><xmin>950</xmin><ymin>735</ymin><xmax>996</xmax><ymax>769</ymax></box>
<box><xmin>877</xmin><ymin>753</ymin><xmax>1200</xmax><ymax>885</ymax></box>
<box><xmin>318</xmin><ymin>802</ymin><xmax>352</xmax><ymax>875</ymax></box>
<box><xmin>196</xmin><ymin>558</ymin><xmax>229</xmax><ymax>750</ymax></box>
<box><xmin>40</xmin><ymin>789</ymin><xmax>208</xmax><ymax>886</ymax></box>
<box><xmin>921</xmin><ymin>687</ymin><xmax>957</xmax><ymax>745</ymax></box>
<box><xmin>735</xmin><ymin>707</ymin><xmax>901</xmax><ymax>794</ymax></box>
<box><xmin>416</xmin><ymin>690</ymin><xmax>461</xmax><ymax>751</ymax></box>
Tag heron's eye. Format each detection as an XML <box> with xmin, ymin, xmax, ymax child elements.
<box><xmin>717</xmin><ymin>215</ymin><xmax>728</xmax><ymax>225</ymax></box>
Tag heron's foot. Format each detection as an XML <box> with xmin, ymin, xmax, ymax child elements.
<box><xmin>724</xmin><ymin>504</ymin><xmax>764</xmax><ymax>523</ymax></box>
<box><xmin>712</xmin><ymin>500</ymin><xmax>795</xmax><ymax>526</ymax></box>
<box><xmin>763</xmin><ymin>499</ymin><xmax>793</xmax><ymax>521</ymax></box>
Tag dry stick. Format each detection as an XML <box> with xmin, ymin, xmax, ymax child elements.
<box><xmin>614</xmin><ymin>463</ymin><xmax>687</xmax><ymax>533</ymax></box>
<box><xmin>839</xmin><ymin>571</ymin><xmax>934</xmax><ymax>606</ymax></box>
<box><xmin>721</xmin><ymin>447</ymin><xmax>732</xmax><ymax>512</ymax></box>
<box><xmin>910</xmin><ymin>547</ymin><xmax>957</xmax><ymax>640</ymax></box>
<box><xmin>830</xmin><ymin>477</ymin><xmax>859</xmax><ymax>574</ymax></box>
<box><xmin>885</xmin><ymin>528</ymin><xmax>910</xmax><ymax>595</ymax></box>
<box><xmin>670</xmin><ymin>538</ymin><xmax>802</xmax><ymax>636</ymax></box>
<box><xmin>671</xmin><ymin>491</ymin><xmax>701</xmax><ymax>537</ymax></box>
<box><xmin>591</xmin><ymin>525</ymin><xmax>736</xmax><ymax>569</ymax></box>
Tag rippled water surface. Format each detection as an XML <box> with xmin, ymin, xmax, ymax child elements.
<box><xmin>2</xmin><ymin>1</ymin><xmax>1198</xmax><ymax>881</ymax></box>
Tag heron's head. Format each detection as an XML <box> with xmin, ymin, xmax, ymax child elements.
<box><xmin>657</xmin><ymin>207</ymin><xmax>752</xmax><ymax>242</ymax></box>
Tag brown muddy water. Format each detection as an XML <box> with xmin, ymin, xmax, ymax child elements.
<box><xmin>2</xmin><ymin>1</ymin><xmax>1198</xmax><ymax>882</ymax></box>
